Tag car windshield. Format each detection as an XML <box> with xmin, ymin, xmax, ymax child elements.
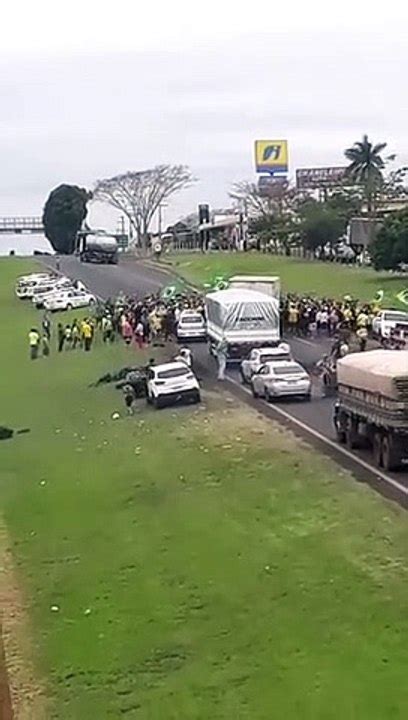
<box><xmin>260</xmin><ymin>353</ymin><xmax>288</xmax><ymax>363</ymax></box>
<box><xmin>384</xmin><ymin>313</ymin><xmax>408</xmax><ymax>322</ymax></box>
<box><xmin>273</xmin><ymin>365</ymin><xmax>303</xmax><ymax>376</ymax></box>
<box><xmin>157</xmin><ymin>367</ymin><xmax>190</xmax><ymax>379</ymax></box>
<box><xmin>180</xmin><ymin>315</ymin><xmax>202</xmax><ymax>324</ymax></box>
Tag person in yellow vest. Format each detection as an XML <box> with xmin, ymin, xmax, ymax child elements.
<box><xmin>28</xmin><ymin>328</ymin><xmax>40</xmax><ymax>360</ymax></box>
<box><xmin>82</xmin><ymin>320</ymin><xmax>93</xmax><ymax>352</ymax></box>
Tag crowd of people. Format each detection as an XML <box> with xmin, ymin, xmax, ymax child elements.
<box><xmin>27</xmin><ymin>291</ymin><xmax>205</xmax><ymax>359</ymax></box>
<box><xmin>281</xmin><ymin>295</ymin><xmax>380</xmax><ymax>352</ymax></box>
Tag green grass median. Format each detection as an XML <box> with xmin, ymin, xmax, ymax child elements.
<box><xmin>1</xmin><ymin>258</ymin><xmax>408</xmax><ymax>718</ymax></box>
<box><xmin>164</xmin><ymin>253</ymin><xmax>407</xmax><ymax>306</ymax></box>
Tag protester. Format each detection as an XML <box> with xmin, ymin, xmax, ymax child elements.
<box><xmin>82</xmin><ymin>320</ymin><xmax>93</xmax><ymax>352</ymax></box>
<box><xmin>215</xmin><ymin>338</ymin><xmax>228</xmax><ymax>381</ymax></box>
<box><xmin>28</xmin><ymin>327</ymin><xmax>40</xmax><ymax>360</ymax></box>
<box><xmin>42</xmin><ymin>333</ymin><xmax>50</xmax><ymax>357</ymax></box>
<box><xmin>57</xmin><ymin>323</ymin><xmax>65</xmax><ymax>353</ymax></box>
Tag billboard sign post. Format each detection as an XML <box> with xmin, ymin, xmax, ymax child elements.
<box><xmin>254</xmin><ymin>140</ymin><xmax>288</xmax><ymax>174</ymax></box>
<box><xmin>296</xmin><ymin>166</ymin><xmax>349</xmax><ymax>189</ymax></box>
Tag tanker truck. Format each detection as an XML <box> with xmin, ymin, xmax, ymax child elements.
<box><xmin>334</xmin><ymin>350</ymin><xmax>408</xmax><ymax>471</ymax></box>
<box><xmin>79</xmin><ymin>233</ymin><xmax>119</xmax><ymax>264</ymax></box>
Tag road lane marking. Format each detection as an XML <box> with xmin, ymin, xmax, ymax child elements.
<box><xmin>226</xmin><ymin>375</ymin><xmax>408</xmax><ymax>498</ymax></box>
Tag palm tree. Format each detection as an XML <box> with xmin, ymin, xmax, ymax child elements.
<box><xmin>344</xmin><ymin>135</ymin><xmax>391</xmax><ymax>212</ymax></box>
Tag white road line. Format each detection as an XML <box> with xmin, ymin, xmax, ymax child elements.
<box><xmin>226</xmin><ymin>375</ymin><xmax>408</xmax><ymax>498</ymax></box>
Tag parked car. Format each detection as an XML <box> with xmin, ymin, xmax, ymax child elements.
<box><xmin>146</xmin><ymin>361</ymin><xmax>201</xmax><ymax>409</ymax></box>
<box><xmin>176</xmin><ymin>310</ymin><xmax>206</xmax><ymax>341</ymax></box>
<box><xmin>43</xmin><ymin>289</ymin><xmax>96</xmax><ymax>312</ymax></box>
<box><xmin>240</xmin><ymin>344</ymin><xmax>292</xmax><ymax>383</ymax></box>
<box><xmin>31</xmin><ymin>279</ymin><xmax>74</xmax><ymax>307</ymax></box>
<box><xmin>372</xmin><ymin>310</ymin><xmax>408</xmax><ymax>339</ymax></box>
<box><xmin>251</xmin><ymin>361</ymin><xmax>311</xmax><ymax>401</ymax></box>
<box><xmin>15</xmin><ymin>274</ymin><xmax>59</xmax><ymax>299</ymax></box>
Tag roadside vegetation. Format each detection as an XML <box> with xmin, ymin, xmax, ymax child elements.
<box><xmin>164</xmin><ymin>252</ymin><xmax>406</xmax><ymax>304</ymax></box>
<box><xmin>1</xmin><ymin>258</ymin><xmax>408</xmax><ymax>718</ymax></box>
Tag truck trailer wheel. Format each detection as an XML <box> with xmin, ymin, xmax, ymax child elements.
<box><xmin>382</xmin><ymin>435</ymin><xmax>402</xmax><ymax>472</ymax></box>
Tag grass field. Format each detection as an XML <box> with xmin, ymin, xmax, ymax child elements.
<box><xmin>1</xmin><ymin>258</ymin><xmax>408</xmax><ymax>718</ymax></box>
<box><xmin>164</xmin><ymin>253</ymin><xmax>407</xmax><ymax>306</ymax></box>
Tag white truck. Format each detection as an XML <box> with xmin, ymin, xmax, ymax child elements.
<box><xmin>334</xmin><ymin>350</ymin><xmax>408</xmax><ymax>471</ymax></box>
<box><xmin>205</xmin><ymin>288</ymin><xmax>280</xmax><ymax>362</ymax></box>
<box><xmin>228</xmin><ymin>275</ymin><xmax>281</xmax><ymax>303</ymax></box>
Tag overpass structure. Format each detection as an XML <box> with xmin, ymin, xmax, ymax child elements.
<box><xmin>0</xmin><ymin>217</ymin><xmax>44</xmax><ymax>233</ymax></box>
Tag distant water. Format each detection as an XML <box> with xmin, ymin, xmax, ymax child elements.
<box><xmin>0</xmin><ymin>233</ymin><xmax>53</xmax><ymax>257</ymax></box>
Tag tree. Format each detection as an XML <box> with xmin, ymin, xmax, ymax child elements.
<box><xmin>42</xmin><ymin>184</ymin><xmax>91</xmax><ymax>254</ymax></box>
<box><xmin>299</xmin><ymin>200</ymin><xmax>344</xmax><ymax>256</ymax></box>
<box><xmin>370</xmin><ymin>209</ymin><xmax>408</xmax><ymax>270</ymax></box>
<box><xmin>93</xmin><ymin>165</ymin><xmax>195</xmax><ymax>249</ymax></box>
<box><xmin>344</xmin><ymin>134</ymin><xmax>394</xmax><ymax>211</ymax></box>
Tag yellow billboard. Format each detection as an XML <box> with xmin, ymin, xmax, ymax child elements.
<box><xmin>254</xmin><ymin>139</ymin><xmax>288</xmax><ymax>174</ymax></box>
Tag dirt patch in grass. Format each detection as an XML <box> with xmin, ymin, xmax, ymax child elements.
<box><xmin>0</xmin><ymin>525</ymin><xmax>49</xmax><ymax>719</ymax></box>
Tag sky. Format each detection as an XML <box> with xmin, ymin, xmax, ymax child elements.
<box><xmin>1</xmin><ymin>0</ymin><xmax>408</xmax><ymax>231</ymax></box>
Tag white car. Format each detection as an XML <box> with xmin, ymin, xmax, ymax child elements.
<box><xmin>146</xmin><ymin>361</ymin><xmax>201</xmax><ymax>409</ymax></box>
<box><xmin>251</xmin><ymin>361</ymin><xmax>312</xmax><ymax>401</ymax></box>
<box><xmin>176</xmin><ymin>310</ymin><xmax>207</xmax><ymax>341</ymax></box>
<box><xmin>240</xmin><ymin>344</ymin><xmax>292</xmax><ymax>383</ymax></box>
<box><xmin>31</xmin><ymin>279</ymin><xmax>74</xmax><ymax>307</ymax></box>
<box><xmin>43</xmin><ymin>289</ymin><xmax>96</xmax><ymax>312</ymax></box>
<box><xmin>15</xmin><ymin>274</ymin><xmax>59</xmax><ymax>299</ymax></box>
<box><xmin>372</xmin><ymin>310</ymin><xmax>408</xmax><ymax>339</ymax></box>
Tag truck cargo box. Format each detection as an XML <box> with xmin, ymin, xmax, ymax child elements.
<box><xmin>337</xmin><ymin>350</ymin><xmax>408</xmax><ymax>401</ymax></box>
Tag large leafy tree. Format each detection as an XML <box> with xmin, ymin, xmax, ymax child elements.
<box><xmin>344</xmin><ymin>135</ymin><xmax>394</xmax><ymax>211</ymax></box>
<box><xmin>93</xmin><ymin>165</ymin><xmax>195</xmax><ymax>249</ymax></box>
<box><xmin>43</xmin><ymin>184</ymin><xmax>91</xmax><ymax>254</ymax></box>
<box><xmin>371</xmin><ymin>209</ymin><xmax>408</xmax><ymax>270</ymax></box>
<box><xmin>299</xmin><ymin>200</ymin><xmax>345</xmax><ymax>255</ymax></box>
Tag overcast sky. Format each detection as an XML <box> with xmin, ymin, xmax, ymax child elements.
<box><xmin>1</xmin><ymin>1</ymin><xmax>408</xmax><ymax>230</ymax></box>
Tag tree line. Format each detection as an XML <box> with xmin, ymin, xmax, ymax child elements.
<box><xmin>231</xmin><ymin>136</ymin><xmax>408</xmax><ymax>270</ymax></box>
<box><xmin>42</xmin><ymin>136</ymin><xmax>408</xmax><ymax>270</ymax></box>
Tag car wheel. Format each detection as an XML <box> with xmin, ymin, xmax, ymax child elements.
<box><xmin>67</xmin><ymin>303</ymin><xmax>73</xmax><ymax>311</ymax></box>
<box><xmin>89</xmin><ymin>298</ymin><xmax>95</xmax><ymax>305</ymax></box>
<box><xmin>193</xmin><ymin>391</ymin><xmax>201</xmax><ymax>404</ymax></box>
<box><xmin>265</xmin><ymin>389</ymin><xmax>273</xmax><ymax>403</ymax></box>
<box><xmin>304</xmin><ymin>393</ymin><xmax>312</xmax><ymax>402</ymax></box>
<box><xmin>240</xmin><ymin>369</ymin><xmax>247</xmax><ymax>384</ymax></box>
<box><xmin>251</xmin><ymin>383</ymin><xmax>259</xmax><ymax>398</ymax></box>
<box><xmin>154</xmin><ymin>395</ymin><xmax>164</xmax><ymax>410</ymax></box>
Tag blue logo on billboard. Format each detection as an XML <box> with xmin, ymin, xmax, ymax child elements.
<box><xmin>263</xmin><ymin>145</ymin><xmax>281</xmax><ymax>162</ymax></box>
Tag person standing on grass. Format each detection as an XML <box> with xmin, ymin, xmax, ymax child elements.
<box><xmin>42</xmin><ymin>312</ymin><xmax>51</xmax><ymax>340</ymax></box>
<box><xmin>135</xmin><ymin>320</ymin><xmax>144</xmax><ymax>349</ymax></box>
<box><xmin>57</xmin><ymin>323</ymin><xmax>65</xmax><ymax>352</ymax></box>
<box><xmin>121</xmin><ymin>317</ymin><xmax>133</xmax><ymax>346</ymax></box>
<box><xmin>28</xmin><ymin>328</ymin><xmax>40</xmax><ymax>360</ymax></box>
<box><xmin>101</xmin><ymin>314</ymin><xmax>113</xmax><ymax>343</ymax></box>
<box><xmin>82</xmin><ymin>320</ymin><xmax>93</xmax><ymax>352</ymax></box>
<box><xmin>64</xmin><ymin>324</ymin><xmax>72</xmax><ymax>349</ymax></box>
<box><xmin>42</xmin><ymin>333</ymin><xmax>50</xmax><ymax>357</ymax></box>
<box><xmin>71</xmin><ymin>320</ymin><xmax>80</xmax><ymax>349</ymax></box>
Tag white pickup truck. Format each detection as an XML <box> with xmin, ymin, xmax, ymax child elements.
<box><xmin>372</xmin><ymin>310</ymin><xmax>408</xmax><ymax>339</ymax></box>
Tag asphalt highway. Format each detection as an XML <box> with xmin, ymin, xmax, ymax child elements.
<box><xmin>44</xmin><ymin>255</ymin><xmax>408</xmax><ymax>507</ymax></box>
